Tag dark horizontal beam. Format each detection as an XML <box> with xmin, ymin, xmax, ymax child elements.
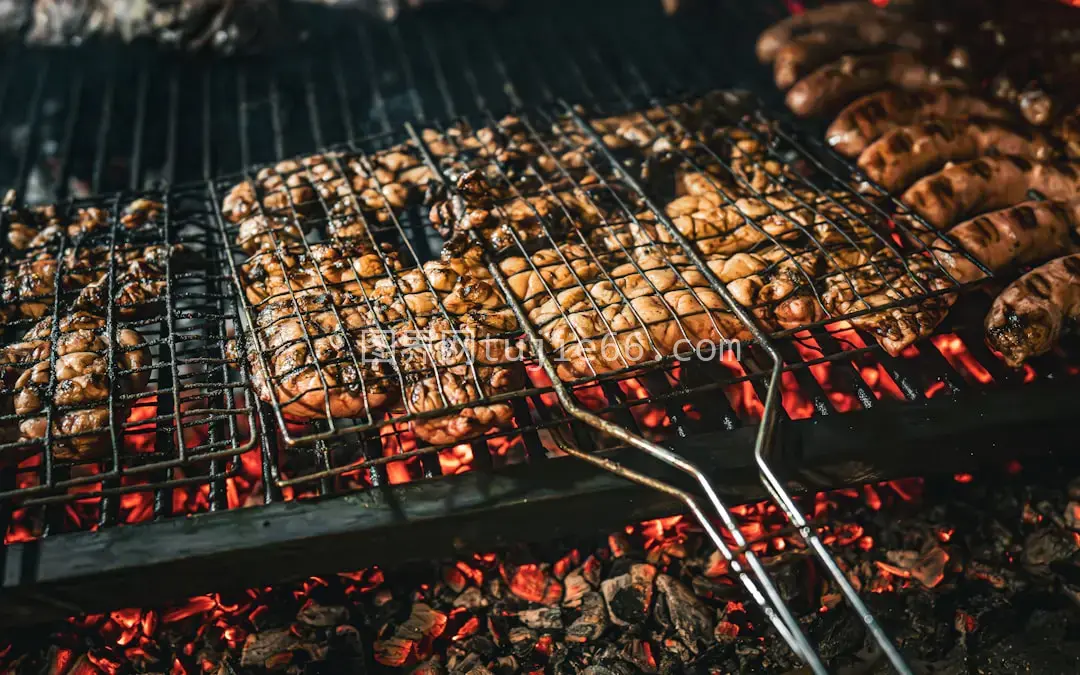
<box><xmin>2</xmin><ymin>379</ymin><xmax>1078</xmax><ymax>627</ymax></box>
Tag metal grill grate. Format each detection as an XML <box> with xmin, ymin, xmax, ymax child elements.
<box><xmin>1</xmin><ymin>0</ymin><xmax>1079</xmax><ymax>641</ymax></box>
<box><xmin>0</xmin><ymin>187</ymin><xmax>255</xmax><ymax>528</ymax></box>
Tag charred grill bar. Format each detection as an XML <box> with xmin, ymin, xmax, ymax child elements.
<box><xmin>0</xmin><ymin>1</ymin><xmax>1077</xmax><ymax>668</ymax></box>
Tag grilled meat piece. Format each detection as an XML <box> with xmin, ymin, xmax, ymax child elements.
<box><xmin>827</xmin><ymin>89</ymin><xmax>1014</xmax><ymax>158</ymax></box>
<box><xmin>21</xmin><ymin>0</ymin><xmax>278</xmax><ymax>53</ymax></box>
<box><xmin>1</xmin><ymin>243</ymin><xmax>182</xmax><ymax>324</ymax></box>
<box><xmin>929</xmin><ymin>199</ymin><xmax>1080</xmax><ymax>284</ymax></box>
<box><xmin>429</xmin><ymin>168</ymin><xmax>629</xmax><ymax>252</ymax></box>
<box><xmin>986</xmin><ymin>253</ymin><xmax>1080</xmax><ymax>366</ymax></box>
<box><xmin>857</xmin><ymin>119</ymin><xmax>1055</xmax><ymax>192</ymax></box>
<box><xmin>222</xmin><ymin>147</ymin><xmax>434</xmax><ymax>252</ymax></box>
<box><xmin>500</xmin><ymin>245</ymin><xmax>747</xmax><ymax>380</ymax></box>
<box><xmin>786</xmin><ymin>51</ymin><xmax>967</xmax><ymax>118</ymax></box>
<box><xmin>818</xmin><ymin>253</ymin><xmax>954</xmax><ymax>355</ymax></box>
<box><xmin>773</xmin><ymin>21</ymin><xmax>940</xmax><ymax>90</ymax></box>
<box><xmin>718</xmin><ymin>233</ymin><xmax>889</xmax><ymax>332</ymax></box>
<box><xmin>1</xmin><ymin>249</ymin><xmax>100</xmax><ymax>323</ymax></box>
<box><xmin>370</xmin><ymin>243</ymin><xmax>517</xmax><ymax>331</ymax></box>
<box><xmin>233</xmin><ymin>290</ymin><xmax>397</xmax><ymax>420</ymax></box>
<box><xmin>378</xmin><ymin>243</ymin><xmax>521</xmax><ymax>445</ymax></box>
<box><xmin>233</xmin><ymin>239</ymin><xmax>523</xmax><ymax>446</ymax></box>
<box><xmin>756</xmin><ymin>1</ymin><xmax>891</xmax><ymax>63</ymax></box>
<box><xmin>240</xmin><ymin>241</ymin><xmax>403</xmax><ymax>307</ymax></box>
<box><xmin>4</xmin><ymin>204</ymin><xmax>118</xmax><ymax>252</ymax></box>
<box><xmin>901</xmin><ymin>157</ymin><xmax>1080</xmax><ymax>230</ymax></box>
<box><xmin>72</xmin><ymin>244</ymin><xmax>191</xmax><ymax>317</ymax></box>
<box><xmin>0</xmin><ymin>312</ymin><xmax>150</xmax><ymax>462</ymax></box>
<box><xmin>422</xmin><ymin>115</ymin><xmax>598</xmax><ymax>187</ymax></box>
<box><xmin>612</xmin><ymin>183</ymin><xmax>879</xmax><ymax>260</ymax></box>
<box><xmin>394</xmin><ymin>316</ymin><xmax>522</xmax><ymax>447</ymax></box>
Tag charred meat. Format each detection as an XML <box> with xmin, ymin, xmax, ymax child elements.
<box><xmin>0</xmin><ymin>312</ymin><xmax>150</xmax><ymax>463</ymax></box>
<box><xmin>986</xmin><ymin>253</ymin><xmax>1080</xmax><ymax>367</ymax></box>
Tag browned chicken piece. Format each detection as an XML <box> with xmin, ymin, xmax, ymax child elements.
<box><xmin>119</xmin><ymin>199</ymin><xmax>165</xmax><ymax>230</ymax></box>
<box><xmin>0</xmin><ymin>244</ymin><xmax>184</xmax><ymax>325</ymax></box>
<box><xmin>370</xmin><ymin>243</ymin><xmax>517</xmax><ymax>331</ymax></box>
<box><xmin>0</xmin><ymin>312</ymin><xmax>150</xmax><ymax>463</ymax></box>
<box><xmin>239</xmin><ymin>242</ymin><xmax>403</xmax><ymax>307</ymax></box>
<box><xmin>377</xmin><ymin>243</ymin><xmax>521</xmax><ymax>446</ymax></box>
<box><xmin>827</xmin><ymin>89</ymin><xmax>1015</xmax><ymax>158</ymax></box>
<box><xmin>231</xmin><ymin>290</ymin><xmax>397</xmax><ymax>421</ymax></box>
<box><xmin>986</xmin><ymin>253</ymin><xmax>1080</xmax><ymax>366</ymax></box>
<box><xmin>901</xmin><ymin>157</ymin><xmax>1080</xmax><ymax>230</ymax></box>
<box><xmin>5</xmin><ymin>204</ymin><xmax>114</xmax><ymax>252</ymax></box>
<box><xmin>394</xmin><ymin>316</ymin><xmax>522</xmax><ymax>447</ymax></box>
<box><xmin>429</xmin><ymin>168</ymin><xmax>626</xmax><ymax>251</ymax></box>
<box><xmin>1</xmin><ymin>249</ymin><xmax>100</xmax><ymax>323</ymax></box>
<box><xmin>817</xmin><ymin>253</ymin><xmax>954</xmax><ymax>355</ymax></box>
<box><xmin>421</xmin><ymin>114</ymin><xmax>597</xmax><ymax>186</ymax></box>
<box><xmin>500</xmin><ymin>245</ymin><xmax>747</xmax><ymax>380</ymax></box>
<box><xmin>232</xmin><ymin>240</ymin><xmax>524</xmax><ymax>446</ymax></box>
<box><xmin>234</xmin><ymin>214</ymin><xmax>309</xmax><ymax>255</ymax></box>
<box><xmin>929</xmin><ymin>199</ymin><xmax>1080</xmax><ymax>284</ymax></box>
<box><xmin>221</xmin><ymin>145</ymin><xmax>435</xmax><ymax>252</ymax></box>
<box><xmin>858</xmin><ymin>120</ymin><xmax>1055</xmax><ymax>192</ymax></box>
<box><xmin>72</xmin><ymin>244</ymin><xmax>190</xmax><ymax>317</ymax></box>
<box><xmin>611</xmin><ymin>180</ymin><xmax>882</xmax><ymax>258</ymax></box>
<box><xmin>719</xmin><ymin>235</ymin><xmax>889</xmax><ymax>333</ymax></box>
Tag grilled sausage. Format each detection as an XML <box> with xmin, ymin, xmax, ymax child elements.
<box><xmin>756</xmin><ymin>1</ymin><xmax>886</xmax><ymax>63</ymax></box>
<box><xmin>828</xmin><ymin>89</ymin><xmax>1015</xmax><ymax>157</ymax></box>
<box><xmin>903</xmin><ymin>157</ymin><xmax>1080</xmax><ymax>231</ymax></box>
<box><xmin>773</xmin><ymin>22</ymin><xmax>936</xmax><ymax>90</ymax></box>
<box><xmin>986</xmin><ymin>253</ymin><xmax>1080</xmax><ymax>366</ymax></box>
<box><xmin>786</xmin><ymin>51</ymin><xmax>966</xmax><ymax>118</ymax></box>
<box><xmin>858</xmin><ymin>120</ymin><xmax>1055</xmax><ymax>192</ymax></box>
<box><xmin>901</xmin><ymin>157</ymin><xmax>1080</xmax><ymax>230</ymax></box>
<box><xmin>930</xmin><ymin>199</ymin><xmax>1080</xmax><ymax>284</ymax></box>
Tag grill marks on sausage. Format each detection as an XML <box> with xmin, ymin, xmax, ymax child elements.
<box><xmin>986</xmin><ymin>253</ymin><xmax>1080</xmax><ymax>366</ymax></box>
<box><xmin>857</xmin><ymin>119</ymin><xmax>1055</xmax><ymax>193</ymax></box>
<box><xmin>902</xmin><ymin>158</ymin><xmax>1080</xmax><ymax>230</ymax></box>
<box><xmin>827</xmin><ymin>89</ymin><xmax>1013</xmax><ymax>157</ymax></box>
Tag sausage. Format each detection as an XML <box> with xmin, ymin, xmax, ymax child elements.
<box><xmin>901</xmin><ymin>157</ymin><xmax>1080</xmax><ymax>230</ymax></box>
<box><xmin>773</xmin><ymin>21</ymin><xmax>936</xmax><ymax>90</ymax></box>
<box><xmin>985</xmin><ymin>253</ymin><xmax>1080</xmax><ymax>367</ymax></box>
<box><xmin>786</xmin><ymin>51</ymin><xmax>967</xmax><ymax>118</ymax></box>
<box><xmin>857</xmin><ymin>119</ymin><xmax>1055</xmax><ymax>192</ymax></box>
<box><xmin>756</xmin><ymin>1</ymin><xmax>886</xmax><ymax>63</ymax></box>
<box><xmin>930</xmin><ymin>199</ymin><xmax>1080</xmax><ymax>284</ymax></box>
<box><xmin>827</xmin><ymin>89</ymin><xmax>1014</xmax><ymax>157</ymax></box>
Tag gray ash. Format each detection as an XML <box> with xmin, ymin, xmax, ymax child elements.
<box><xmin>6</xmin><ymin>463</ymin><xmax>1080</xmax><ymax>674</ymax></box>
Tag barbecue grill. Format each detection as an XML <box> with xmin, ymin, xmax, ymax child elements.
<box><xmin>2</xmin><ymin>0</ymin><xmax>1079</xmax><ymax>672</ymax></box>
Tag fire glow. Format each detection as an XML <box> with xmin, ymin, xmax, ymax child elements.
<box><xmin>0</xmin><ymin>473</ymin><xmax>986</xmax><ymax>674</ymax></box>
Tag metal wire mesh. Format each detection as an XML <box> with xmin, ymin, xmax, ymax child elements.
<box><xmin>0</xmin><ymin>187</ymin><xmax>255</xmax><ymax>508</ymax></box>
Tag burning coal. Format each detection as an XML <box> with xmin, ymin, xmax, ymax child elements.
<box><xmin>6</xmin><ymin>462</ymin><xmax>1080</xmax><ymax>674</ymax></box>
